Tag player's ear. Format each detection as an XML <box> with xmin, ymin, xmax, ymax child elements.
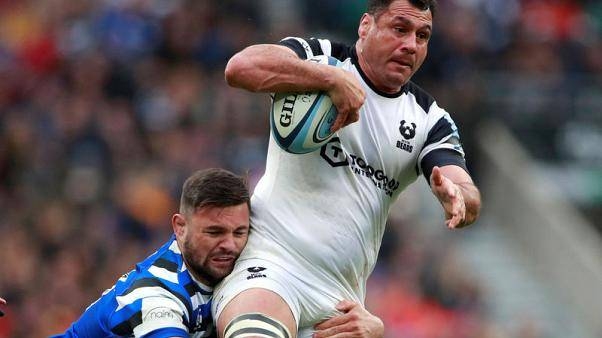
<box><xmin>172</xmin><ymin>213</ymin><xmax>186</xmax><ymax>238</ymax></box>
<box><xmin>358</xmin><ymin>13</ymin><xmax>373</xmax><ymax>39</ymax></box>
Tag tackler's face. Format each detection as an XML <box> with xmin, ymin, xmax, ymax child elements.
<box><xmin>173</xmin><ymin>203</ymin><xmax>250</xmax><ymax>286</ymax></box>
<box><xmin>358</xmin><ymin>0</ymin><xmax>432</xmax><ymax>93</ymax></box>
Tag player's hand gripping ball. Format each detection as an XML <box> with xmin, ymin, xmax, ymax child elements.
<box><xmin>271</xmin><ymin>55</ymin><xmax>342</xmax><ymax>154</ymax></box>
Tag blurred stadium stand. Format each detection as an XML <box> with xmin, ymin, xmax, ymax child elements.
<box><xmin>0</xmin><ymin>0</ymin><xmax>600</xmax><ymax>337</ymax></box>
<box><xmin>476</xmin><ymin>121</ymin><xmax>602</xmax><ymax>337</ymax></box>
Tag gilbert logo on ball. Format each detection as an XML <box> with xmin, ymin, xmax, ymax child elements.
<box><xmin>271</xmin><ymin>55</ymin><xmax>342</xmax><ymax>154</ymax></box>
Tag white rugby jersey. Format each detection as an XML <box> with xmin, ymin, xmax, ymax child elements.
<box><xmin>240</xmin><ymin>37</ymin><xmax>467</xmax><ymax>303</ymax></box>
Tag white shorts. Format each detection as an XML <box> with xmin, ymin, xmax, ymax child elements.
<box><xmin>212</xmin><ymin>257</ymin><xmax>348</xmax><ymax>338</ymax></box>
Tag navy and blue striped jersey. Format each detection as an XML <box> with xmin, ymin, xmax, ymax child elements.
<box><xmin>55</xmin><ymin>235</ymin><xmax>216</xmax><ymax>337</ymax></box>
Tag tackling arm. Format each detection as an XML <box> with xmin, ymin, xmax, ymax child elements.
<box><xmin>313</xmin><ymin>300</ymin><xmax>384</xmax><ymax>338</ymax></box>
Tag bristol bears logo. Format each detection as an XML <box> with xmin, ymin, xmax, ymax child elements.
<box><xmin>246</xmin><ymin>266</ymin><xmax>267</xmax><ymax>280</ymax></box>
<box><xmin>396</xmin><ymin>120</ymin><xmax>416</xmax><ymax>153</ymax></box>
<box><xmin>399</xmin><ymin>120</ymin><xmax>416</xmax><ymax>140</ymax></box>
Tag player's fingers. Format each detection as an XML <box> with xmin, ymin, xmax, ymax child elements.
<box><xmin>313</xmin><ymin>323</ymin><xmax>355</xmax><ymax>338</ymax></box>
<box><xmin>447</xmin><ymin>195</ymin><xmax>466</xmax><ymax>229</ymax></box>
<box><xmin>444</xmin><ymin>184</ymin><xmax>455</xmax><ymax>199</ymax></box>
<box><xmin>434</xmin><ymin>182</ymin><xmax>455</xmax><ymax>205</ymax></box>
<box><xmin>431</xmin><ymin>166</ymin><xmax>443</xmax><ymax>186</ymax></box>
<box><xmin>445</xmin><ymin>204</ymin><xmax>460</xmax><ymax>227</ymax></box>
<box><xmin>344</xmin><ymin>109</ymin><xmax>360</xmax><ymax>126</ymax></box>
<box><xmin>448</xmin><ymin>212</ymin><xmax>466</xmax><ymax>228</ymax></box>
<box><xmin>335</xmin><ymin>299</ymin><xmax>356</xmax><ymax>312</ymax></box>
<box><xmin>314</xmin><ymin>313</ymin><xmax>350</xmax><ymax>331</ymax></box>
<box><xmin>447</xmin><ymin>212</ymin><xmax>462</xmax><ymax>228</ymax></box>
<box><xmin>331</xmin><ymin>109</ymin><xmax>348</xmax><ymax>132</ymax></box>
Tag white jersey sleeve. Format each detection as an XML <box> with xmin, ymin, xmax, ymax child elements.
<box><xmin>416</xmin><ymin>100</ymin><xmax>467</xmax><ymax>177</ymax></box>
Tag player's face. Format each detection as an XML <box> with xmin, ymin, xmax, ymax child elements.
<box><xmin>357</xmin><ymin>0</ymin><xmax>432</xmax><ymax>93</ymax></box>
<box><xmin>173</xmin><ymin>203</ymin><xmax>250</xmax><ymax>286</ymax></box>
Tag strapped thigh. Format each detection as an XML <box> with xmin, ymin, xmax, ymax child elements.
<box><xmin>224</xmin><ymin>312</ymin><xmax>292</xmax><ymax>338</ymax></box>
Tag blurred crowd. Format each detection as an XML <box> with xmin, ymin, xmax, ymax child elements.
<box><xmin>0</xmin><ymin>0</ymin><xmax>600</xmax><ymax>337</ymax></box>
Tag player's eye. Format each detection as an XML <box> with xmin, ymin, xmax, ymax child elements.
<box><xmin>234</xmin><ymin>229</ymin><xmax>249</xmax><ymax>237</ymax></box>
<box><xmin>417</xmin><ymin>32</ymin><xmax>430</xmax><ymax>41</ymax></box>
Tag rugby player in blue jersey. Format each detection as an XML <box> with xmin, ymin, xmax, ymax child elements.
<box><xmin>53</xmin><ymin>168</ymin><xmax>250</xmax><ymax>337</ymax></box>
<box><xmin>52</xmin><ymin>168</ymin><xmax>384</xmax><ymax>337</ymax></box>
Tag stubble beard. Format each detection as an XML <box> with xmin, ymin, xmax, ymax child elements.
<box><xmin>182</xmin><ymin>238</ymin><xmax>226</xmax><ymax>286</ymax></box>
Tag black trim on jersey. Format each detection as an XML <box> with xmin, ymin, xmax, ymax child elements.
<box><xmin>123</xmin><ymin>278</ymin><xmax>192</xmax><ymax>315</ymax></box>
<box><xmin>279</xmin><ymin>38</ymin><xmax>350</xmax><ymax>61</ymax></box>
<box><xmin>349</xmin><ymin>44</ymin><xmax>406</xmax><ymax>98</ymax></box>
<box><xmin>306</xmin><ymin>38</ymin><xmax>322</xmax><ymax>57</ymax></box>
<box><xmin>184</xmin><ymin>282</ymin><xmax>198</xmax><ymax>297</ymax></box>
<box><xmin>426</xmin><ymin>116</ymin><xmax>459</xmax><ymax>146</ymax></box>
<box><xmin>279</xmin><ymin>39</ymin><xmax>309</xmax><ymax>59</ymax></box>
<box><xmin>112</xmin><ymin>311</ymin><xmax>142</xmax><ymax>336</ymax></box>
<box><xmin>331</xmin><ymin>41</ymin><xmax>351</xmax><ymax>61</ymax></box>
<box><xmin>154</xmin><ymin>258</ymin><xmax>179</xmax><ymax>273</ymax></box>
<box><xmin>420</xmin><ymin>149</ymin><xmax>468</xmax><ymax>183</ymax></box>
<box><xmin>403</xmin><ymin>81</ymin><xmax>435</xmax><ymax>114</ymax></box>
<box><xmin>184</xmin><ymin>282</ymin><xmax>212</xmax><ymax>297</ymax></box>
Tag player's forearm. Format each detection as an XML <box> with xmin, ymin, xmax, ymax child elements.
<box><xmin>458</xmin><ymin>182</ymin><xmax>481</xmax><ymax>226</ymax></box>
<box><xmin>224</xmin><ymin>44</ymin><xmax>338</xmax><ymax>93</ymax></box>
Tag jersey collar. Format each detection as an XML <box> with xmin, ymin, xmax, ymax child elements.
<box><xmin>350</xmin><ymin>44</ymin><xmax>408</xmax><ymax>98</ymax></box>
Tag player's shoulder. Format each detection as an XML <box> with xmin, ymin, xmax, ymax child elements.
<box><xmin>115</xmin><ymin>240</ymin><xmax>189</xmax><ymax>296</ymax></box>
<box><xmin>278</xmin><ymin>36</ymin><xmax>352</xmax><ymax>61</ymax></box>
<box><xmin>402</xmin><ymin>81</ymin><xmax>436</xmax><ymax>114</ymax></box>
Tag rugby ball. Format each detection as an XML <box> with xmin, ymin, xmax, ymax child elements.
<box><xmin>271</xmin><ymin>55</ymin><xmax>342</xmax><ymax>154</ymax></box>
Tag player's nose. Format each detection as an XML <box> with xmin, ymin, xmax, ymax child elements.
<box><xmin>400</xmin><ymin>34</ymin><xmax>417</xmax><ymax>54</ymax></box>
<box><xmin>217</xmin><ymin>234</ymin><xmax>238</xmax><ymax>251</ymax></box>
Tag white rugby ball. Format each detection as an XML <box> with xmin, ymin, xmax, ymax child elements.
<box><xmin>271</xmin><ymin>55</ymin><xmax>342</xmax><ymax>154</ymax></box>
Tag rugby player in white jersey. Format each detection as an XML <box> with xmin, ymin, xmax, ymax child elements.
<box><xmin>212</xmin><ymin>0</ymin><xmax>482</xmax><ymax>337</ymax></box>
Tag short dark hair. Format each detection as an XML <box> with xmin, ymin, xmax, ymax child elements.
<box><xmin>179</xmin><ymin>168</ymin><xmax>250</xmax><ymax>215</ymax></box>
<box><xmin>367</xmin><ymin>0</ymin><xmax>437</xmax><ymax>19</ymax></box>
